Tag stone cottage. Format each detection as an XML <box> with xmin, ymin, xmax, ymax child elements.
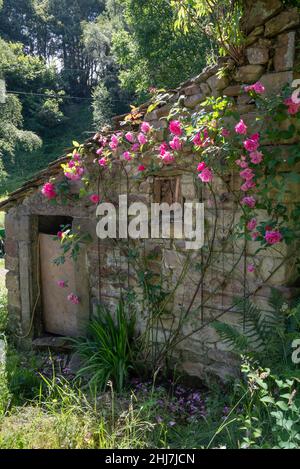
<box><xmin>1</xmin><ymin>0</ymin><xmax>300</xmax><ymax>380</ymax></box>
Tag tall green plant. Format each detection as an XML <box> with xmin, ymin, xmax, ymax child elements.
<box><xmin>74</xmin><ymin>299</ymin><xmax>137</xmax><ymax>392</ymax></box>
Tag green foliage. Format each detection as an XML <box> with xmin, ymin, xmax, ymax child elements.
<box><xmin>212</xmin><ymin>291</ymin><xmax>300</xmax><ymax>376</ymax></box>
<box><xmin>74</xmin><ymin>299</ymin><xmax>137</xmax><ymax>392</ymax></box>
<box><xmin>92</xmin><ymin>82</ymin><xmax>114</xmax><ymax>128</ymax></box>
<box><xmin>112</xmin><ymin>0</ymin><xmax>211</xmax><ymax>101</ymax></box>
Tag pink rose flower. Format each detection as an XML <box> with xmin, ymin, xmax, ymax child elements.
<box><xmin>98</xmin><ymin>157</ymin><xmax>108</xmax><ymax>167</ymax></box>
<box><xmin>264</xmin><ymin>230</ymin><xmax>282</xmax><ymax>245</ymax></box>
<box><xmin>122</xmin><ymin>151</ymin><xmax>132</xmax><ymax>161</ymax></box>
<box><xmin>235</xmin><ymin>119</ymin><xmax>247</xmax><ymax>135</ymax></box>
<box><xmin>41</xmin><ymin>182</ymin><xmax>57</xmax><ymax>200</ymax></box>
<box><xmin>159</xmin><ymin>142</ymin><xmax>169</xmax><ymax>156</ymax></box>
<box><xmin>89</xmin><ymin>194</ymin><xmax>100</xmax><ymax>204</ymax></box>
<box><xmin>141</xmin><ymin>122</ymin><xmax>151</xmax><ymax>133</ymax></box>
<box><xmin>109</xmin><ymin>134</ymin><xmax>119</xmax><ymax>150</ymax></box>
<box><xmin>240</xmin><ymin>168</ymin><xmax>255</xmax><ymax>180</ymax></box>
<box><xmin>247</xmin><ymin>264</ymin><xmax>255</xmax><ymax>273</ymax></box>
<box><xmin>169</xmin><ymin>120</ymin><xmax>182</xmax><ymax>136</ymax></box>
<box><xmin>57</xmin><ymin>280</ymin><xmax>66</xmax><ymax>288</ymax></box>
<box><xmin>247</xmin><ymin>218</ymin><xmax>257</xmax><ymax>231</ymax></box>
<box><xmin>193</xmin><ymin>132</ymin><xmax>203</xmax><ymax>146</ymax></box>
<box><xmin>240</xmin><ymin>180</ymin><xmax>256</xmax><ymax>191</ymax></box>
<box><xmin>244</xmin><ymin>82</ymin><xmax>265</xmax><ymax>94</ymax></box>
<box><xmin>73</xmin><ymin>153</ymin><xmax>81</xmax><ymax>161</ymax></box>
<box><xmin>137</xmin><ymin>133</ymin><xmax>147</xmax><ymax>145</ymax></box>
<box><xmin>284</xmin><ymin>97</ymin><xmax>300</xmax><ymax>115</ymax></box>
<box><xmin>236</xmin><ymin>158</ymin><xmax>248</xmax><ymax>168</ymax></box>
<box><xmin>251</xmin><ymin>231</ymin><xmax>259</xmax><ymax>240</ymax></box>
<box><xmin>169</xmin><ymin>136</ymin><xmax>182</xmax><ymax>151</ymax></box>
<box><xmin>125</xmin><ymin>132</ymin><xmax>135</xmax><ymax>143</ymax></box>
<box><xmin>250</xmin><ymin>151</ymin><xmax>263</xmax><ymax>164</ymax></box>
<box><xmin>96</xmin><ymin>148</ymin><xmax>103</xmax><ymax>156</ymax></box>
<box><xmin>243</xmin><ymin>134</ymin><xmax>260</xmax><ymax>152</ymax></box>
<box><xmin>197</xmin><ymin>162</ymin><xmax>206</xmax><ymax>172</ymax></box>
<box><xmin>159</xmin><ymin>151</ymin><xmax>175</xmax><ymax>164</ymax></box>
<box><xmin>242</xmin><ymin>196</ymin><xmax>256</xmax><ymax>208</ymax></box>
<box><xmin>221</xmin><ymin>128</ymin><xmax>230</xmax><ymax>137</ymax></box>
<box><xmin>131</xmin><ymin>143</ymin><xmax>140</xmax><ymax>152</ymax></box>
<box><xmin>57</xmin><ymin>231</ymin><xmax>63</xmax><ymax>239</ymax></box>
<box><xmin>67</xmin><ymin>293</ymin><xmax>80</xmax><ymax>305</ymax></box>
<box><xmin>138</xmin><ymin>165</ymin><xmax>146</xmax><ymax>171</ymax></box>
<box><xmin>198</xmin><ymin>167</ymin><xmax>213</xmax><ymax>183</ymax></box>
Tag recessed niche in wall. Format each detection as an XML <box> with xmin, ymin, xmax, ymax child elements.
<box><xmin>38</xmin><ymin>215</ymin><xmax>73</xmax><ymax>235</ymax></box>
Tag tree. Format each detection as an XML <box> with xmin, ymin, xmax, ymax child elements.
<box><xmin>111</xmin><ymin>0</ymin><xmax>212</xmax><ymax>102</ymax></box>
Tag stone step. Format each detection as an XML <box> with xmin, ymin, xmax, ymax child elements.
<box><xmin>32</xmin><ymin>336</ymin><xmax>73</xmax><ymax>352</ymax></box>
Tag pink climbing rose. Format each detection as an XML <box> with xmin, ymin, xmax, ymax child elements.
<box><xmin>67</xmin><ymin>293</ymin><xmax>80</xmax><ymax>305</ymax></box>
<box><xmin>240</xmin><ymin>180</ymin><xmax>256</xmax><ymax>191</ymax></box>
<box><xmin>197</xmin><ymin>162</ymin><xmax>206</xmax><ymax>172</ymax></box>
<box><xmin>141</xmin><ymin>122</ymin><xmax>151</xmax><ymax>133</ymax></box>
<box><xmin>235</xmin><ymin>119</ymin><xmax>247</xmax><ymax>135</ymax></box>
<box><xmin>41</xmin><ymin>182</ymin><xmax>57</xmax><ymax>200</ymax></box>
<box><xmin>193</xmin><ymin>133</ymin><xmax>203</xmax><ymax>146</ymax></box>
<box><xmin>169</xmin><ymin>136</ymin><xmax>182</xmax><ymax>151</ymax></box>
<box><xmin>243</xmin><ymin>134</ymin><xmax>260</xmax><ymax>152</ymax></box>
<box><xmin>98</xmin><ymin>157</ymin><xmax>108</xmax><ymax>167</ymax></box>
<box><xmin>284</xmin><ymin>97</ymin><xmax>300</xmax><ymax>115</ymax></box>
<box><xmin>247</xmin><ymin>264</ymin><xmax>255</xmax><ymax>273</ymax></box>
<box><xmin>250</xmin><ymin>151</ymin><xmax>263</xmax><ymax>164</ymax></box>
<box><xmin>125</xmin><ymin>132</ymin><xmax>135</xmax><ymax>143</ymax></box>
<box><xmin>265</xmin><ymin>230</ymin><xmax>282</xmax><ymax>245</ymax></box>
<box><xmin>221</xmin><ymin>128</ymin><xmax>230</xmax><ymax>137</ymax></box>
<box><xmin>244</xmin><ymin>82</ymin><xmax>265</xmax><ymax>94</ymax></box>
<box><xmin>242</xmin><ymin>196</ymin><xmax>256</xmax><ymax>208</ymax></box>
<box><xmin>122</xmin><ymin>151</ymin><xmax>132</xmax><ymax>161</ymax></box>
<box><xmin>138</xmin><ymin>165</ymin><xmax>146</xmax><ymax>171</ymax></box>
<box><xmin>109</xmin><ymin>134</ymin><xmax>119</xmax><ymax>150</ymax></box>
<box><xmin>57</xmin><ymin>280</ymin><xmax>67</xmax><ymax>288</ymax></box>
<box><xmin>169</xmin><ymin>120</ymin><xmax>182</xmax><ymax>136</ymax></box>
<box><xmin>198</xmin><ymin>167</ymin><xmax>213</xmax><ymax>183</ymax></box>
<box><xmin>251</xmin><ymin>231</ymin><xmax>259</xmax><ymax>240</ymax></box>
<box><xmin>89</xmin><ymin>194</ymin><xmax>100</xmax><ymax>204</ymax></box>
<box><xmin>96</xmin><ymin>148</ymin><xmax>103</xmax><ymax>156</ymax></box>
<box><xmin>159</xmin><ymin>151</ymin><xmax>175</xmax><ymax>164</ymax></box>
<box><xmin>240</xmin><ymin>168</ymin><xmax>255</xmax><ymax>180</ymax></box>
<box><xmin>247</xmin><ymin>218</ymin><xmax>257</xmax><ymax>231</ymax></box>
<box><xmin>131</xmin><ymin>143</ymin><xmax>140</xmax><ymax>152</ymax></box>
<box><xmin>137</xmin><ymin>133</ymin><xmax>147</xmax><ymax>145</ymax></box>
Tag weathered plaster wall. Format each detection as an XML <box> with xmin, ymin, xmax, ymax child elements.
<box><xmin>4</xmin><ymin>0</ymin><xmax>300</xmax><ymax>380</ymax></box>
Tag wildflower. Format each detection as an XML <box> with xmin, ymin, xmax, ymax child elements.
<box><xmin>244</xmin><ymin>82</ymin><xmax>265</xmax><ymax>94</ymax></box>
<box><xmin>67</xmin><ymin>293</ymin><xmax>80</xmax><ymax>304</ymax></box>
<box><xmin>235</xmin><ymin>119</ymin><xmax>247</xmax><ymax>135</ymax></box>
<box><xmin>169</xmin><ymin>120</ymin><xmax>182</xmax><ymax>136</ymax></box>
<box><xmin>41</xmin><ymin>182</ymin><xmax>57</xmax><ymax>200</ymax></box>
<box><xmin>89</xmin><ymin>194</ymin><xmax>100</xmax><ymax>204</ymax></box>
<box><xmin>141</xmin><ymin>121</ymin><xmax>151</xmax><ymax>133</ymax></box>
<box><xmin>265</xmin><ymin>230</ymin><xmax>282</xmax><ymax>245</ymax></box>
<box><xmin>242</xmin><ymin>196</ymin><xmax>256</xmax><ymax>208</ymax></box>
<box><xmin>198</xmin><ymin>167</ymin><xmax>213</xmax><ymax>183</ymax></box>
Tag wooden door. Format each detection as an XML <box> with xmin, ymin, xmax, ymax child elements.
<box><xmin>39</xmin><ymin>233</ymin><xmax>79</xmax><ymax>336</ymax></box>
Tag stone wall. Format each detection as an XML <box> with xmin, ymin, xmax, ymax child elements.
<box><xmin>3</xmin><ymin>0</ymin><xmax>300</xmax><ymax>380</ymax></box>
